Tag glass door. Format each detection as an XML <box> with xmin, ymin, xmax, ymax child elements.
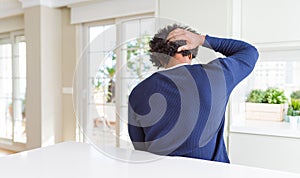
<box><xmin>77</xmin><ymin>16</ymin><xmax>157</xmax><ymax>149</ymax></box>
<box><xmin>0</xmin><ymin>33</ymin><xmax>27</xmax><ymax>145</ymax></box>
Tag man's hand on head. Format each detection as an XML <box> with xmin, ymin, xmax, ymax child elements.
<box><xmin>167</xmin><ymin>28</ymin><xmax>206</xmax><ymax>52</ymax></box>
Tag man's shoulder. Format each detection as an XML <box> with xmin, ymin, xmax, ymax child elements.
<box><xmin>129</xmin><ymin>72</ymin><xmax>161</xmax><ymax>96</ymax></box>
<box><xmin>136</xmin><ymin>72</ymin><xmax>161</xmax><ymax>86</ymax></box>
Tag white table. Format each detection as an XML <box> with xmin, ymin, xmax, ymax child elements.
<box><xmin>0</xmin><ymin>142</ymin><xmax>299</xmax><ymax>178</ymax></box>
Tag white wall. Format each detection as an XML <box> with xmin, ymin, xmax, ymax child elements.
<box><xmin>0</xmin><ymin>15</ymin><xmax>24</xmax><ymax>34</ymax></box>
<box><xmin>241</xmin><ymin>0</ymin><xmax>300</xmax><ymax>44</ymax></box>
<box><xmin>70</xmin><ymin>0</ymin><xmax>156</xmax><ymax>24</ymax></box>
<box><xmin>40</xmin><ymin>6</ymin><xmax>62</xmax><ymax>146</ymax></box>
<box><xmin>158</xmin><ymin>0</ymin><xmax>300</xmax><ymax>44</ymax></box>
<box><xmin>25</xmin><ymin>6</ymin><xmax>62</xmax><ymax>149</ymax></box>
<box><xmin>61</xmin><ymin>8</ymin><xmax>76</xmax><ymax>141</ymax></box>
<box><xmin>24</xmin><ymin>6</ymin><xmax>42</xmax><ymax>149</ymax></box>
<box><xmin>158</xmin><ymin>0</ymin><xmax>232</xmax><ymax>36</ymax></box>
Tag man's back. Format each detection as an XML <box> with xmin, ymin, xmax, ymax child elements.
<box><xmin>128</xmin><ymin>35</ymin><xmax>259</xmax><ymax>163</ymax></box>
<box><xmin>128</xmin><ymin>61</ymin><xmax>230</xmax><ymax>162</ymax></box>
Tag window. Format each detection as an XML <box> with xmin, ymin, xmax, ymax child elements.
<box><xmin>76</xmin><ymin>16</ymin><xmax>156</xmax><ymax>148</ymax></box>
<box><xmin>0</xmin><ymin>32</ymin><xmax>26</xmax><ymax>144</ymax></box>
<box><xmin>230</xmin><ymin>48</ymin><xmax>300</xmax><ymax>122</ymax></box>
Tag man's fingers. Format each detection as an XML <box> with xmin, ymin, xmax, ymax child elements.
<box><xmin>167</xmin><ymin>29</ymin><xmax>186</xmax><ymax>41</ymax></box>
<box><xmin>168</xmin><ymin>29</ymin><xmax>185</xmax><ymax>37</ymax></box>
<box><xmin>167</xmin><ymin>34</ymin><xmax>189</xmax><ymax>42</ymax></box>
<box><xmin>177</xmin><ymin>45</ymin><xmax>189</xmax><ymax>52</ymax></box>
<box><xmin>167</xmin><ymin>33</ymin><xmax>185</xmax><ymax>41</ymax></box>
<box><xmin>166</xmin><ymin>28</ymin><xmax>197</xmax><ymax>51</ymax></box>
<box><xmin>178</xmin><ymin>43</ymin><xmax>196</xmax><ymax>51</ymax></box>
<box><xmin>166</xmin><ymin>28</ymin><xmax>202</xmax><ymax>51</ymax></box>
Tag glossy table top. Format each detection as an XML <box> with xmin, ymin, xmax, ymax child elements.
<box><xmin>0</xmin><ymin>141</ymin><xmax>299</xmax><ymax>178</ymax></box>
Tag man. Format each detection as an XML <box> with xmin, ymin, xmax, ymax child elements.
<box><xmin>128</xmin><ymin>24</ymin><xmax>258</xmax><ymax>163</ymax></box>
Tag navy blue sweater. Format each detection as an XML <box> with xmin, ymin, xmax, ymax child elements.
<box><xmin>128</xmin><ymin>35</ymin><xmax>259</xmax><ymax>163</ymax></box>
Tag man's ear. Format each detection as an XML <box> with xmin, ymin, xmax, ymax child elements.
<box><xmin>188</xmin><ymin>53</ymin><xmax>192</xmax><ymax>60</ymax></box>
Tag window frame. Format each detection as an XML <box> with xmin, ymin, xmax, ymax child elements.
<box><xmin>229</xmin><ymin>44</ymin><xmax>300</xmax><ymax>124</ymax></box>
<box><xmin>76</xmin><ymin>13</ymin><xmax>154</xmax><ymax>147</ymax></box>
<box><xmin>0</xmin><ymin>30</ymin><xmax>27</xmax><ymax>151</ymax></box>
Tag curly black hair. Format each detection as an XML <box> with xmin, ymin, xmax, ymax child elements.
<box><xmin>149</xmin><ymin>24</ymin><xmax>199</xmax><ymax>68</ymax></box>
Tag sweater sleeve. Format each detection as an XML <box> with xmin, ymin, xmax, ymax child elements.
<box><xmin>203</xmin><ymin>35</ymin><xmax>259</xmax><ymax>92</ymax></box>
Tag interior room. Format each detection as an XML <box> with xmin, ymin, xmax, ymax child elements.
<box><xmin>0</xmin><ymin>0</ymin><xmax>300</xmax><ymax>177</ymax></box>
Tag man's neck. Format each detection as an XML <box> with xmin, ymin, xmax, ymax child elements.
<box><xmin>165</xmin><ymin>59</ymin><xmax>191</xmax><ymax>69</ymax></box>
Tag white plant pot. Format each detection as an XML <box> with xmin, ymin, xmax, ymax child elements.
<box><xmin>288</xmin><ymin>116</ymin><xmax>299</xmax><ymax>129</ymax></box>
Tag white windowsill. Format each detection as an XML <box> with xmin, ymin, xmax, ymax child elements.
<box><xmin>230</xmin><ymin>119</ymin><xmax>300</xmax><ymax>139</ymax></box>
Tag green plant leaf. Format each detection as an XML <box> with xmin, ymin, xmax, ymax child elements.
<box><xmin>247</xmin><ymin>89</ymin><xmax>265</xmax><ymax>103</ymax></box>
<box><xmin>291</xmin><ymin>90</ymin><xmax>300</xmax><ymax>99</ymax></box>
<box><xmin>247</xmin><ymin>88</ymin><xmax>287</xmax><ymax>104</ymax></box>
<box><xmin>291</xmin><ymin>99</ymin><xmax>300</xmax><ymax>111</ymax></box>
<box><xmin>264</xmin><ymin>88</ymin><xmax>287</xmax><ymax>104</ymax></box>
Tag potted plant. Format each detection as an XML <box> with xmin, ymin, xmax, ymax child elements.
<box><xmin>245</xmin><ymin>88</ymin><xmax>287</xmax><ymax>121</ymax></box>
<box><xmin>287</xmin><ymin>91</ymin><xmax>300</xmax><ymax>125</ymax></box>
<box><xmin>290</xmin><ymin>90</ymin><xmax>300</xmax><ymax>100</ymax></box>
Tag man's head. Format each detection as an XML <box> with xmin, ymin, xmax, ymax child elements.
<box><xmin>149</xmin><ymin>24</ymin><xmax>199</xmax><ymax>68</ymax></box>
